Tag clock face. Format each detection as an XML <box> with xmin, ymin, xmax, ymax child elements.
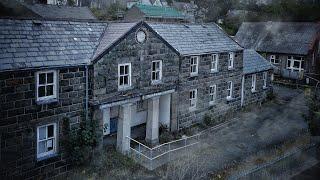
<box><xmin>136</xmin><ymin>30</ymin><xmax>146</xmax><ymax>43</ymax></box>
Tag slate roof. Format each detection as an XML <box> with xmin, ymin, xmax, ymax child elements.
<box><xmin>135</xmin><ymin>4</ymin><xmax>185</xmax><ymax>19</ymax></box>
<box><xmin>93</xmin><ymin>22</ymin><xmax>138</xmax><ymax>60</ymax></box>
<box><xmin>243</xmin><ymin>49</ymin><xmax>272</xmax><ymax>74</ymax></box>
<box><xmin>23</xmin><ymin>4</ymin><xmax>97</xmax><ymax>20</ymax></box>
<box><xmin>0</xmin><ymin>19</ymin><xmax>106</xmax><ymax>71</ymax></box>
<box><xmin>148</xmin><ymin>23</ymin><xmax>243</xmax><ymax>56</ymax></box>
<box><xmin>235</xmin><ymin>22</ymin><xmax>320</xmax><ymax>55</ymax></box>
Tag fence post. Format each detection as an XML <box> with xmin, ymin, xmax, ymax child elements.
<box><xmin>150</xmin><ymin>149</ymin><xmax>153</xmax><ymax>170</ymax></box>
<box><xmin>184</xmin><ymin>138</ymin><xmax>187</xmax><ymax>154</ymax></box>
<box><xmin>138</xmin><ymin>143</ymin><xmax>141</xmax><ymax>163</ymax></box>
<box><xmin>169</xmin><ymin>143</ymin><xmax>171</xmax><ymax>161</ymax></box>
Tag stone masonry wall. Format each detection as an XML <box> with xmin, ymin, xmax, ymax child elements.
<box><xmin>243</xmin><ymin>70</ymin><xmax>272</xmax><ymax>107</ymax></box>
<box><xmin>0</xmin><ymin>67</ymin><xmax>86</xmax><ymax>179</ymax></box>
<box><xmin>93</xmin><ymin>25</ymin><xmax>180</xmax><ymax>105</ymax></box>
<box><xmin>177</xmin><ymin>51</ymin><xmax>244</xmax><ymax>128</ymax></box>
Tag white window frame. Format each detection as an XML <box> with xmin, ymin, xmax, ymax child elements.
<box><xmin>211</xmin><ymin>54</ymin><xmax>219</xmax><ymax>72</ymax></box>
<box><xmin>151</xmin><ymin>60</ymin><xmax>162</xmax><ymax>83</ymax></box>
<box><xmin>118</xmin><ymin>63</ymin><xmax>132</xmax><ymax>90</ymax></box>
<box><xmin>270</xmin><ymin>55</ymin><xmax>280</xmax><ymax>64</ymax></box>
<box><xmin>189</xmin><ymin>89</ymin><xmax>197</xmax><ymax>110</ymax></box>
<box><xmin>36</xmin><ymin>70</ymin><xmax>58</xmax><ymax>102</ymax></box>
<box><xmin>251</xmin><ymin>74</ymin><xmax>257</xmax><ymax>93</ymax></box>
<box><xmin>287</xmin><ymin>56</ymin><xmax>304</xmax><ymax>72</ymax></box>
<box><xmin>190</xmin><ymin>56</ymin><xmax>199</xmax><ymax>76</ymax></box>
<box><xmin>228</xmin><ymin>52</ymin><xmax>234</xmax><ymax>70</ymax></box>
<box><xmin>263</xmin><ymin>72</ymin><xmax>268</xmax><ymax>89</ymax></box>
<box><xmin>209</xmin><ymin>85</ymin><xmax>217</xmax><ymax>105</ymax></box>
<box><xmin>37</xmin><ymin>123</ymin><xmax>57</xmax><ymax>159</ymax></box>
<box><xmin>227</xmin><ymin>81</ymin><xmax>233</xmax><ymax>100</ymax></box>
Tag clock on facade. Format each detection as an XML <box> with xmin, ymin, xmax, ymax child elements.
<box><xmin>136</xmin><ymin>30</ymin><xmax>147</xmax><ymax>43</ymax></box>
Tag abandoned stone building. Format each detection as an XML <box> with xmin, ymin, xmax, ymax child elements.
<box><xmin>235</xmin><ymin>22</ymin><xmax>320</xmax><ymax>83</ymax></box>
<box><xmin>0</xmin><ymin>19</ymin><xmax>272</xmax><ymax>178</ymax></box>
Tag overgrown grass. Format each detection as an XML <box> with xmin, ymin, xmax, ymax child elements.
<box><xmin>67</xmin><ymin>146</ymin><xmax>155</xmax><ymax>179</ymax></box>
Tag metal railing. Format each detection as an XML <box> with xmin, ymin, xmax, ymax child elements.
<box><xmin>126</xmin><ymin>118</ymin><xmax>238</xmax><ymax>170</ymax></box>
<box><xmin>127</xmin><ymin>134</ymin><xmax>200</xmax><ymax>170</ymax></box>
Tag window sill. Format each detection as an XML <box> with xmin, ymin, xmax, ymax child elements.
<box><xmin>36</xmin><ymin>98</ymin><xmax>58</xmax><ymax>105</ymax></box>
<box><xmin>228</xmin><ymin>67</ymin><xmax>234</xmax><ymax>71</ymax></box>
<box><xmin>190</xmin><ymin>73</ymin><xmax>198</xmax><ymax>77</ymax></box>
<box><xmin>263</xmin><ymin>86</ymin><xmax>268</xmax><ymax>90</ymax></box>
<box><xmin>151</xmin><ymin>80</ymin><xmax>162</xmax><ymax>85</ymax></box>
<box><xmin>209</xmin><ymin>101</ymin><xmax>217</xmax><ymax>106</ymax></box>
<box><xmin>251</xmin><ymin>90</ymin><xmax>257</xmax><ymax>93</ymax></box>
<box><xmin>118</xmin><ymin>86</ymin><xmax>133</xmax><ymax>91</ymax></box>
<box><xmin>37</xmin><ymin>153</ymin><xmax>58</xmax><ymax>162</ymax></box>
<box><xmin>189</xmin><ymin>107</ymin><xmax>197</xmax><ymax>112</ymax></box>
<box><xmin>210</xmin><ymin>70</ymin><xmax>218</xmax><ymax>73</ymax></box>
<box><xmin>226</xmin><ymin>97</ymin><xmax>234</xmax><ymax>102</ymax></box>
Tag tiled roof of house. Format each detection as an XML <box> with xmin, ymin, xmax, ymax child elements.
<box><xmin>0</xmin><ymin>19</ymin><xmax>106</xmax><ymax>71</ymax></box>
<box><xmin>235</xmin><ymin>22</ymin><xmax>320</xmax><ymax>55</ymax></box>
<box><xmin>93</xmin><ymin>22</ymin><xmax>138</xmax><ymax>60</ymax></box>
<box><xmin>148</xmin><ymin>23</ymin><xmax>243</xmax><ymax>56</ymax></box>
<box><xmin>135</xmin><ymin>4</ymin><xmax>185</xmax><ymax>19</ymax></box>
<box><xmin>23</xmin><ymin>4</ymin><xmax>97</xmax><ymax>20</ymax></box>
<box><xmin>243</xmin><ymin>49</ymin><xmax>272</xmax><ymax>74</ymax></box>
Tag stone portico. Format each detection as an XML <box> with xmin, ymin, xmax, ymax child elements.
<box><xmin>99</xmin><ymin>90</ymin><xmax>174</xmax><ymax>153</ymax></box>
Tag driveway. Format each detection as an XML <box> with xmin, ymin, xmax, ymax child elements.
<box><xmin>162</xmin><ymin>85</ymin><xmax>310</xmax><ymax>179</ymax></box>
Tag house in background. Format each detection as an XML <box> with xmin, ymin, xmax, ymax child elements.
<box><xmin>0</xmin><ymin>0</ymin><xmax>96</xmax><ymax>20</ymax></box>
<box><xmin>235</xmin><ymin>22</ymin><xmax>320</xmax><ymax>83</ymax></box>
<box><xmin>124</xmin><ymin>4</ymin><xmax>187</xmax><ymax>23</ymax></box>
<box><xmin>172</xmin><ymin>0</ymin><xmax>198</xmax><ymax>23</ymax></box>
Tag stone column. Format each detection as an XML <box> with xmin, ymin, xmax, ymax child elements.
<box><xmin>146</xmin><ymin>96</ymin><xmax>160</xmax><ymax>145</ymax></box>
<box><xmin>117</xmin><ymin>104</ymin><xmax>133</xmax><ymax>154</ymax></box>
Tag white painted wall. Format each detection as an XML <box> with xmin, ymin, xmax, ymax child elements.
<box><xmin>131</xmin><ymin>104</ymin><xmax>147</xmax><ymax>127</ymax></box>
<box><xmin>159</xmin><ymin>94</ymin><xmax>171</xmax><ymax>128</ymax></box>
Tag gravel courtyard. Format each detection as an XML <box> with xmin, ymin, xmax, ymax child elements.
<box><xmin>160</xmin><ymin>85</ymin><xmax>312</xmax><ymax>179</ymax></box>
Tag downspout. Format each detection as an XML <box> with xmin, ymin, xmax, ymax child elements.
<box><xmin>85</xmin><ymin>65</ymin><xmax>89</xmax><ymax>121</ymax></box>
<box><xmin>241</xmin><ymin>75</ymin><xmax>245</xmax><ymax>107</ymax></box>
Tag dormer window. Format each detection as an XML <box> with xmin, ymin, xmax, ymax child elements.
<box><xmin>211</xmin><ymin>54</ymin><xmax>219</xmax><ymax>72</ymax></box>
<box><xmin>228</xmin><ymin>52</ymin><xmax>234</xmax><ymax>70</ymax></box>
<box><xmin>36</xmin><ymin>70</ymin><xmax>57</xmax><ymax>102</ymax></box>
<box><xmin>270</xmin><ymin>55</ymin><xmax>280</xmax><ymax>64</ymax></box>
<box><xmin>118</xmin><ymin>63</ymin><xmax>132</xmax><ymax>90</ymax></box>
<box><xmin>190</xmin><ymin>56</ymin><xmax>199</xmax><ymax>76</ymax></box>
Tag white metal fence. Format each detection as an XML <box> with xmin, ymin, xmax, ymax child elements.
<box><xmin>127</xmin><ymin>134</ymin><xmax>200</xmax><ymax>170</ymax></box>
<box><xmin>126</xmin><ymin>118</ymin><xmax>238</xmax><ymax>170</ymax></box>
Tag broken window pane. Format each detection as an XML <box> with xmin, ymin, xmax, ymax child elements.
<box><xmin>47</xmin><ymin>125</ymin><xmax>54</xmax><ymax>138</ymax></box>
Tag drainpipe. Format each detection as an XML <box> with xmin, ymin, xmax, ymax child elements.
<box><xmin>241</xmin><ymin>75</ymin><xmax>245</xmax><ymax>107</ymax></box>
<box><xmin>85</xmin><ymin>65</ymin><xmax>89</xmax><ymax>121</ymax></box>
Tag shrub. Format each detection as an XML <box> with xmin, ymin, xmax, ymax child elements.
<box><xmin>266</xmin><ymin>90</ymin><xmax>276</xmax><ymax>101</ymax></box>
<box><xmin>62</xmin><ymin>117</ymin><xmax>100</xmax><ymax>165</ymax></box>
